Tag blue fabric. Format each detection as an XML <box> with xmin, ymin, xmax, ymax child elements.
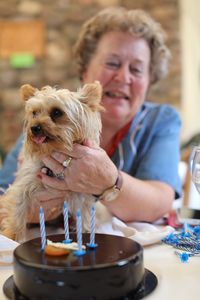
<box><xmin>0</xmin><ymin>135</ymin><xmax>23</xmax><ymax>193</ymax></box>
<box><xmin>0</xmin><ymin>101</ymin><xmax>182</xmax><ymax>197</ymax></box>
<box><xmin>111</xmin><ymin>102</ymin><xmax>182</xmax><ymax>198</ymax></box>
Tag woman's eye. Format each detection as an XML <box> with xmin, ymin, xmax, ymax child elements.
<box><xmin>106</xmin><ymin>61</ymin><xmax>119</xmax><ymax>69</ymax></box>
<box><xmin>50</xmin><ymin>108</ymin><xmax>63</xmax><ymax>120</ymax></box>
<box><xmin>131</xmin><ymin>67</ymin><xmax>143</xmax><ymax>75</ymax></box>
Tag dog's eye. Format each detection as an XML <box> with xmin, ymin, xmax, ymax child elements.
<box><xmin>32</xmin><ymin>111</ymin><xmax>37</xmax><ymax>117</ymax></box>
<box><xmin>50</xmin><ymin>108</ymin><xmax>63</xmax><ymax>120</ymax></box>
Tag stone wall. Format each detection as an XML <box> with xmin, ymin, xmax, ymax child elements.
<box><xmin>0</xmin><ymin>0</ymin><xmax>181</xmax><ymax>156</ymax></box>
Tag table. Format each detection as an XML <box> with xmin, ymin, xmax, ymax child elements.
<box><xmin>1</xmin><ymin>239</ymin><xmax>200</xmax><ymax>299</ymax></box>
<box><xmin>143</xmin><ymin>243</ymin><xmax>200</xmax><ymax>299</ymax></box>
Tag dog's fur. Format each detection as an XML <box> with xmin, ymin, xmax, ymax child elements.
<box><xmin>0</xmin><ymin>81</ymin><xmax>110</xmax><ymax>241</ymax></box>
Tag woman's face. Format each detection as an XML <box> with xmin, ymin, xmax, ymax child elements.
<box><xmin>82</xmin><ymin>31</ymin><xmax>151</xmax><ymax>128</ymax></box>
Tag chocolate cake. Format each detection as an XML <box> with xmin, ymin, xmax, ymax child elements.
<box><xmin>4</xmin><ymin>233</ymin><xmax>157</xmax><ymax>300</ymax></box>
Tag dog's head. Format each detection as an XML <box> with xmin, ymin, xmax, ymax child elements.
<box><xmin>21</xmin><ymin>81</ymin><xmax>103</xmax><ymax>158</ymax></box>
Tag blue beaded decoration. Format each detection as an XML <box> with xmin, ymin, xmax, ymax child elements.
<box><xmin>162</xmin><ymin>223</ymin><xmax>200</xmax><ymax>263</ymax></box>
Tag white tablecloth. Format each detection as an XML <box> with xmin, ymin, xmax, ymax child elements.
<box><xmin>1</xmin><ymin>230</ymin><xmax>200</xmax><ymax>299</ymax></box>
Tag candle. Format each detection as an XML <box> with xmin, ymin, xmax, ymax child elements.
<box><xmin>63</xmin><ymin>201</ymin><xmax>72</xmax><ymax>243</ymax></box>
<box><xmin>74</xmin><ymin>209</ymin><xmax>86</xmax><ymax>256</ymax></box>
<box><xmin>39</xmin><ymin>207</ymin><xmax>46</xmax><ymax>251</ymax></box>
<box><xmin>87</xmin><ymin>203</ymin><xmax>98</xmax><ymax>249</ymax></box>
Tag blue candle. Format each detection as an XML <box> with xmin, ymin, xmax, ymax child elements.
<box><xmin>74</xmin><ymin>209</ymin><xmax>86</xmax><ymax>256</ymax></box>
<box><xmin>87</xmin><ymin>203</ymin><xmax>98</xmax><ymax>249</ymax></box>
<box><xmin>63</xmin><ymin>201</ymin><xmax>72</xmax><ymax>243</ymax></box>
<box><xmin>39</xmin><ymin>207</ymin><xmax>46</xmax><ymax>251</ymax></box>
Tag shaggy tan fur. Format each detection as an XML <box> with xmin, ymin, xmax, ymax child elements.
<box><xmin>0</xmin><ymin>81</ymin><xmax>110</xmax><ymax>241</ymax></box>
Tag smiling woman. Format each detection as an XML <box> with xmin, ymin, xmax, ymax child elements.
<box><xmin>82</xmin><ymin>32</ymin><xmax>151</xmax><ymax>131</ymax></box>
<box><xmin>0</xmin><ymin>7</ymin><xmax>181</xmax><ymax>229</ymax></box>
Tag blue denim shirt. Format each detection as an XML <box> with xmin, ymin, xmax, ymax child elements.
<box><xmin>0</xmin><ymin>136</ymin><xmax>23</xmax><ymax>193</ymax></box>
<box><xmin>0</xmin><ymin>101</ymin><xmax>182</xmax><ymax>197</ymax></box>
<box><xmin>111</xmin><ymin>102</ymin><xmax>182</xmax><ymax>198</ymax></box>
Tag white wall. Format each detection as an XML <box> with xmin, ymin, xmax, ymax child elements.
<box><xmin>179</xmin><ymin>0</ymin><xmax>200</xmax><ymax>140</ymax></box>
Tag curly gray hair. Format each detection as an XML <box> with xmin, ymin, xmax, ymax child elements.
<box><xmin>74</xmin><ymin>6</ymin><xmax>171</xmax><ymax>85</ymax></box>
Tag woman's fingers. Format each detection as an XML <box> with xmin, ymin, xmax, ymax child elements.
<box><xmin>51</xmin><ymin>152</ymin><xmax>67</xmax><ymax>164</ymax></box>
<box><xmin>39</xmin><ymin>171</ymin><xmax>68</xmax><ymax>191</ymax></box>
<box><xmin>83</xmin><ymin>139</ymin><xmax>96</xmax><ymax>147</ymax></box>
<box><xmin>51</xmin><ymin>142</ymin><xmax>99</xmax><ymax>163</ymax></box>
<box><xmin>42</xmin><ymin>156</ymin><xmax>65</xmax><ymax>175</ymax></box>
<box><xmin>39</xmin><ymin>142</ymin><xmax>113</xmax><ymax>195</ymax></box>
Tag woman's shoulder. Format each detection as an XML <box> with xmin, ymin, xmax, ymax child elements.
<box><xmin>143</xmin><ymin>101</ymin><xmax>181</xmax><ymax>123</ymax></box>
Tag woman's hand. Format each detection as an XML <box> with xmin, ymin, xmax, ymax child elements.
<box><xmin>27</xmin><ymin>188</ymin><xmax>67</xmax><ymax>223</ymax></box>
<box><xmin>39</xmin><ymin>140</ymin><xmax>118</xmax><ymax>196</ymax></box>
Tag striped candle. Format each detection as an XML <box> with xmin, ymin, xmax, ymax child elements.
<box><xmin>63</xmin><ymin>201</ymin><xmax>72</xmax><ymax>243</ymax></box>
<box><xmin>74</xmin><ymin>209</ymin><xmax>86</xmax><ymax>256</ymax></box>
<box><xmin>87</xmin><ymin>203</ymin><xmax>98</xmax><ymax>249</ymax></box>
<box><xmin>76</xmin><ymin>209</ymin><xmax>82</xmax><ymax>251</ymax></box>
<box><xmin>39</xmin><ymin>207</ymin><xmax>46</xmax><ymax>251</ymax></box>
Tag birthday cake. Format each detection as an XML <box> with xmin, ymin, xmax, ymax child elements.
<box><xmin>5</xmin><ymin>233</ymin><xmax>153</xmax><ymax>300</ymax></box>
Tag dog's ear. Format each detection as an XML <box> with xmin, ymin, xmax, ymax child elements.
<box><xmin>20</xmin><ymin>84</ymin><xmax>36</xmax><ymax>102</ymax></box>
<box><xmin>79</xmin><ymin>81</ymin><xmax>104</xmax><ymax>112</ymax></box>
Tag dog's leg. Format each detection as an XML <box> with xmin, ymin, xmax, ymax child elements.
<box><xmin>0</xmin><ymin>185</ymin><xmax>32</xmax><ymax>241</ymax></box>
<box><xmin>0</xmin><ymin>163</ymin><xmax>42</xmax><ymax>241</ymax></box>
<box><xmin>0</xmin><ymin>193</ymin><xmax>17</xmax><ymax>240</ymax></box>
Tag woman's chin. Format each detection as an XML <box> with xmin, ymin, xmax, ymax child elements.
<box><xmin>102</xmin><ymin>96</ymin><xmax>127</xmax><ymax>106</ymax></box>
<box><xmin>101</xmin><ymin>98</ymin><xmax>133</xmax><ymax>124</ymax></box>
<box><xmin>102</xmin><ymin>110</ymin><xmax>130</xmax><ymax>126</ymax></box>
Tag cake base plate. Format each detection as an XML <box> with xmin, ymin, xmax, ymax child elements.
<box><xmin>3</xmin><ymin>269</ymin><xmax>158</xmax><ymax>300</ymax></box>
<box><xmin>3</xmin><ymin>269</ymin><xmax>157</xmax><ymax>300</ymax></box>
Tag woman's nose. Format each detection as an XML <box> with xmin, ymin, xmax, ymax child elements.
<box><xmin>114</xmin><ymin>66</ymin><xmax>132</xmax><ymax>84</ymax></box>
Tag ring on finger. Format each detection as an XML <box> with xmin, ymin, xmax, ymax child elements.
<box><xmin>55</xmin><ymin>169</ymin><xmax>65</xmax><ymax>180</ymax></box>
<box><xmin>63</xmin><ymin>157</ymin><xmax>72</xmax><ymax>168</ymax></box>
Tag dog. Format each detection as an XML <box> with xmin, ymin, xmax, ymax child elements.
<box><xmin>0</xmin><ymin>81</ymin><xmax>110</xmax><ymax>241</ymax></box>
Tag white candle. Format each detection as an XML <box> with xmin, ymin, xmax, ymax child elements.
<box><xmin>90</xmin><ymin>204</ymin><xmax>96</xmax><ymax>245</ymax></box>
<box><xmin>74</xmin><ymin>209</ymin><xmax>86</xmax><ymax>256</ymax></box>
<box><xmin>63</xmin><ymin>200</ymin><xmax>71</xmax><ymax>243</ymax></box>
<box><xmin>76</xmin><ymin>209</ymin><xmax>82</xmax><ymax>251</ymax></box>
<box><xmin>87</xmin><ymin>203</ymin><xmax>98</xmax><ymax>248</ymax></box>
<box><xmin>39</xmin><ymin>207</ymin><xmax>46</xmax><ymax>251</ymax></box>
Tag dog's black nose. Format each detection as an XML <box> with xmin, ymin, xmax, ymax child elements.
<box><xmin>31</xmin><ymin>125</ymin><xmax>42</xmax><ymax>136</ymax></box>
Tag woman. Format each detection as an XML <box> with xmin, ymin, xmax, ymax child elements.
<box><xmin>0</xmin><ymin>7</ymin><xmax>181</xmax><ymax>223</ymax></box>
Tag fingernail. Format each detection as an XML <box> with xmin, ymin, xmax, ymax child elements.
<box><xmin>41</xmin><ymin>167</ymin><xmax>48</xmax><ymax>174</ymax></box>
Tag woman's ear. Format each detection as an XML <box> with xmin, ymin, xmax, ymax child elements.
<box><xmin>79</xmin><ymin>81</ymin><xmax>104</xmax><ymax>112</ymax></box>
<box><xmin>20</xmin><ymin>84</ymin><xmax>36</xmax><ymax>102</ymax></box>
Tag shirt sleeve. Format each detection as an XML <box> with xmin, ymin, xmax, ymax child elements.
<box><xmin>0</xmin><ymin>135</ymin><xmax>24</xmax><ymax>193</ymax></box>
<box><xmin>135</xmin><ymin>105</ymin><xmax>182</xmax><ymax>199</ymax></box>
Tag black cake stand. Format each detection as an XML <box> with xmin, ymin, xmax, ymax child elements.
<box><xmin>3</xmin><ymin>268</ymin><xmax>157</xmax><ymax>300</ymax></box>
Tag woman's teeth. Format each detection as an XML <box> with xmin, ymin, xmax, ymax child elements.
<box><xmin>105</xmin><ymin>91</ymin><xmax>129</xmax><ymax>100</ymax></box>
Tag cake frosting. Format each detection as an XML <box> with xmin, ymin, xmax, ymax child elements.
<box><xmin>13</xmin><ymin>233</ymin><xmax>144</xmax><ymax>300</ymax></box>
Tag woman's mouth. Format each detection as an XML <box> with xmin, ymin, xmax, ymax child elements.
<box><xmin>104</xmin><ymin>91</ymin><xmax>129</xmax><ymax>100</ymax></box>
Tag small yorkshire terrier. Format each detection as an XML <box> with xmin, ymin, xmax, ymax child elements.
<box><xmin>0</xmin><ymin>81</ymin><xmax>109</xmax><ymax>241</ymax></box>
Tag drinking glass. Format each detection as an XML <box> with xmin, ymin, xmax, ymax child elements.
<box><xmin>190</xmin><ymin>146</ymin><xmax>200</xmax><ymax>194</ymax></box>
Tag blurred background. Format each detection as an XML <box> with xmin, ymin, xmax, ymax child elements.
<box><xmin>0</xmin><ymin>0</ymin><xmax>199</xmax><ymax>160</ymax></box>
